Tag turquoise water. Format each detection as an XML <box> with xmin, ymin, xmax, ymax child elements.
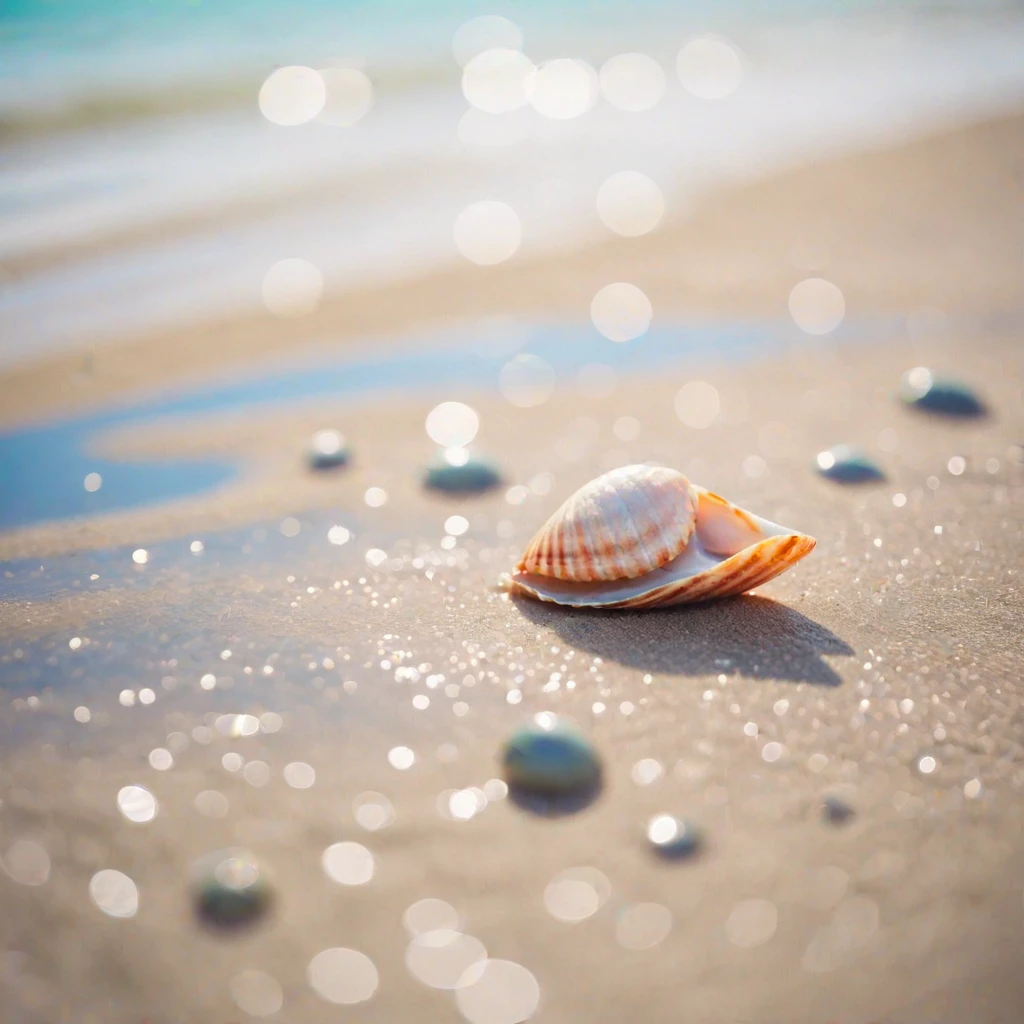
<box><xmin>0</xmin><ymin>0</ymin><xmax>986</xmax><ymax>101</ymax></box>
<box><xmin>0</xmin><ymin>317</ymin><xmax>788</xmax><ymax>530</ymax></box>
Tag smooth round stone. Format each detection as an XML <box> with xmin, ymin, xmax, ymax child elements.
<box><xmin>423</xmin><ymin>448</ymin><xmax>501</xmax><ymax>494</ymax></box>
<box><xmin>899</xmin><ymin>367</ymin><xmax>986</xmax><ymax>418</ymax></box>
<box><xmin>815</xmin><ymin>445</ymin><xmax>885</xmax><ymax>483</ymax></box>
<box><xmin>646</xmin><ymin>814</ymin><xmax>702</xmax><ymax>859</ymax></box>
<box><xmin>308</xmin><ymin>429</ymin><xmax>351</xmax><ymax>469</ymax></box>
<box><xmin>820</xmin><ymin>795</ymin><xmax>855</xmax><ymax>826</ymax></box>
<box><xmin>502</xmin><ymin>717</ymin><xmax>601</xmax><ymax>801</ymax></box>
<box><xmin>192</xmin><ymin>848</ymin><xmax>272</xmax><ymax>930</ymax></box>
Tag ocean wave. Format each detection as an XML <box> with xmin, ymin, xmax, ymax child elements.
<box><xmin>0</xmin><ymin>62</ymin><xmax>458</xmax><ymax>138</ymax></box>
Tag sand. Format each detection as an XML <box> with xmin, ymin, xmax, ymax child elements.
<box><xmin>1</xmin><ymin>111</ymin><xmax>1024</xmax><ymax>1023</ymax></box>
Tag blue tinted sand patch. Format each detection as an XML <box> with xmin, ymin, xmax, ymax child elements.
<box><xmin>0</xmin><ymin>314</ymin><xmax>946</xmax><ymax>532</ymax></box>
<box><xmin>0</xmin><ymin>319</ymin><xmax>795</xmax><ymax>531</ymax></box>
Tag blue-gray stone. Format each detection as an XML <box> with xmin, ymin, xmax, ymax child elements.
<box><xmin>821</xmin><ymin>795</ymin><xmax>854</xmax><ymax>825</ymax></box>
<box><xmin>815</xmin><ymin>445</ymin><xmax>885</xmax><ymax>483</ymax></box>
<box><xmin>647</xmin><ymin>815</ymin><xmax>702</xmax><ymax>859</ymax></box>
<box><xmin>900</xmin><ymin>368</ymin><xmax>986</xmax><ymax>418</ymax></box>
<box><xmin>192</xmin><ymin>848</ymin><xmax>272</xmax><ymax>930</ymax></box>
<box><xmin>424</xmin><ymin>450</ymin><xmax>502</xmax><ymax>494</ymax></box>
<box><xmin>308</xmin><ymin>429</ymin><xmax>351</xmax><ymax>470</ymax></box>
<box><xmin>502</xmin><ymin>718</ymin><xmax>601</xmax><ymax>804</ymax></box>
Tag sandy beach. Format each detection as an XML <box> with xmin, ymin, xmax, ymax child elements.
<box><xmin>2</xmin><ymin>95</ymin><xmax>1024</xmax><ymax>1024</ymax></box>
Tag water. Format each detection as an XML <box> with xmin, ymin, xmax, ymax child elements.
<box><xmin>4</xmin><ymin>3</ymin><xmax>1024</xmax><ymax>364</ymax></box>
<box><xmin>2</xmin><ymin>306</ymin><xmax>1020</xmax><ymax>532</ymax></box>
<box><xmin>0</xmin><ymin>317</ymin><xmax>786</xmax><ymax>530</ymax></box>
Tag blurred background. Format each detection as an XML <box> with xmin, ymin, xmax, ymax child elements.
<box><xmin>3</xmin><ymin>6</ymin><xmax>1024</xmax><ymax>1023</ymax></box>
<box><xmin>3</xmin><ymin>0</ymin><xmax>1024</xmax><ymax>367</ymax></box>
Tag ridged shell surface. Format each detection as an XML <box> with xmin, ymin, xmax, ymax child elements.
<box><xmin>512</xmin><ymin>481</ymin><xmax>816</xmax><ymax>608</ymax></box>
<box><xmin>517</xmin><ymin>465</ymin><xmax>697</xmax><ymax>582</ymax></box>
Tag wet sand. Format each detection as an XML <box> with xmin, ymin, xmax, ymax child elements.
<box><xmin>2</xmin><ymin>111</ymin><xmax>1024</xmax><ymax>1023</ymax></box>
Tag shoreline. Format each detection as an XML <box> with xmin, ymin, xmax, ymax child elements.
<box><xmin>2</xmin><ymin>107</ymin><xmax>1023</xmax><ymax>434</ymax></box>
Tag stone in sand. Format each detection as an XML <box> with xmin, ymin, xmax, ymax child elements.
<box><xmin>192</xmin><ymin>848</ymin><xmax>272</xmax><ymax>930</ymax></box>
<box><xmin>821</xmin><ymin>795</ymin><xmax>855</xmax><ymax>825</ymax></box>
<box><xmin>502</xmin><ymin>716</ymin><xmax>602</xmax><ymax>801</ymax></box>
<box><xmin>815</xmin><ymin>445</ymin><xmax>886</xmax><ymax>483</ymax></box>
<box><xmin>423</xmin><ymin>448</ymin><xmax>502</xmax><ymax>493</ymax></box>
<box><xmin>308</xmin><ymin>429</ymin><xmax>351</xmax><ymax>469</ymax></box>
<box><xmin>646</xmin><ymin>814</ymin><xmax>702</xmax><ymax>859</ymax></box>
<box><xmin>899</xmin><ymin>368</ymin><xmax>986</xmax><ymax>418</ymax></box>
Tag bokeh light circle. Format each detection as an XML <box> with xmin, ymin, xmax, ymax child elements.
<box><xmin>230</xmin><ymin>970</ymin><xmax>283</xmax><ymax>1017</ymax></box>
<box><xmin>677</xmin><ymin>37</ymin><xmax>743</xmax><ymax>99</ymax></box>
<box><xmin>317</xmin><ymin>67</ymin><xmax>373</xmax><ymax>127</ymax></box>
<box><xmin>262</xmin><ymin>258</ymin><xmax>324</xmax><ymax>318</ymax></box>
<box><xmin>323</xmin><ymin>841</ymin><xmax>375</xmax><ymax>886</ymax></box>
<box><xmin>308</xmin><ymin>947</ymin><xmax>379</xmax><ymax>1004</ymax></box>
<box><xmin>674</xmin><ymin>381</ymin><xmax>720</xmax><ymax>429</ymax></box>
<box><xmin>426</xmin><ymin>401</ymin><xmax>479</xmax><ymax>447</ymax></box>
<box><xmin>590</xmin><ymin>283</ymin><xmax>652</xmax><ymax>342</ymax></box>
<box><xmin>2</xmin><ymin>840</ymin><xmax>50</xmax><ymax>886</ymax></box>
<box><xmin>596</xmin><ymin>172</ymin><xmax>664</xmax><ymax>237</ymax></box>
<box><xmin>259</xmin><ymin>66</ymin><xmax>326</xmax><ymax>125</ymax></box>
<box><xmin>789</xmin><ymin>278</ymin><xmax>845</xmax><ymax>335</ymax></box>
<box><xmin>89</xmin><ymin>869</ymin><xmax>139</xmax><ymax>918</ymax></box>
<box><xmin>462</xmin><ymin>49</ymin><xmax>535</xmax><ymax>113</ymax></box>
<box><xmin>455</xmin><ymin>958</ymin><xmax>541</xmax><ymax>1024</ymax></box>
<box><xmin>529</xmin><ymin>59</ymin><xmax>598</xmax><ymax>120</ymax></box>
<box><xmin>117</xmin><ymin>785</ymin><xmax>157</xmax><ymax>823</ymax></box>
<box><xmin>599</xmin><ymin>53</ymin><xmax>666</xmax><ymax>111</ymax></box>
<box><xmin>454</xmin><ymin>201</ymin><xmax>521</xmax><ymax>265</ymax></box>
<box><xmin>406</xmin><ymin>929</ymin><xmax>487</xmax><ymax>990</ymax></box>
<box><xmin>499</xmin><ymin>354</ymin><xmax>556</xmax><ymax>407</ymax></box>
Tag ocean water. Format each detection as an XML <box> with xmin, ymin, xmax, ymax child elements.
<box><xmin>2</xmin><ymin>1</ymin><xmax>1024</xmax><ymax>368</ymax></box>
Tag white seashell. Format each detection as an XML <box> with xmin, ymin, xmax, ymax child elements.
<box><xmin>518</xmin><ymin>465</ymin><xmax>697</xmax><ymax>582</ymax></box>
<box><xmin>512</xmin><ymin>465</ymin><xmax>815</xmax><ymax>609</ymax></box>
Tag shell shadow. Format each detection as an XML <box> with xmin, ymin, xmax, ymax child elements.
<box><xmin>513</xmin><ymin>595</ymin><xmax>853</xmax><ymax>687</ymax></box>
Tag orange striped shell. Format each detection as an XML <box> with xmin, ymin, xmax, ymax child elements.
<box><xmin>511</xmin><ymin>467</ymin><xmax>816</xmax><ymax>609</ymax></box>
<box><xmin>517</xmin><ymin>465</ymin><xmax>698</xmax><ymax>582</ymax></box>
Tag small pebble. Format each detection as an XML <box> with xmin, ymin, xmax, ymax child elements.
<box><xmin>814</xmin><ymin>445</ymin><xmax>885</xmax><ymax>483</ymax></box>
<box><xmin>820</xmin><ymin>795</ymin><xmax>855</xmax><ymax>826</ymax></box>
<box><xmin>646</xmin><ymin>814</ymin><xmax>702</xmax><ymax>859</ymax></box>
<box><xmin>423</xmin><ymin>448</ymin><xmax>501</xmax><ymax>494</ymax></box>
<box><xmin>502</xmin><ymin>716</ymin><xmax>601</xmax><ymax>810</ymax></box>
<box><xmin>899</xmin><ymin>368</ymin><xmax>986</xmax><ymax>418</ymax></box>
<box><xmin>308</xmin><ymin>429</ymin><xmax>351</xmax><ymax>470</ymax></box>
<box><xmin>192</xmin><ymin>848</ymin><xmax>272</xmax><ymax>930</ymax></box>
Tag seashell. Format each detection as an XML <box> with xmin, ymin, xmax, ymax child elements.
<box><xmin>511</xmin><ymin>464</ymin><xmax>815</xmax><ymax>609</ymax></box>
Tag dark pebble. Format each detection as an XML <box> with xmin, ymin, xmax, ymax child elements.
<box><xmin>821</xmin><ymin>795</ymin><xmax>855</xmax><ymax>825</ymax></box>
<box><xmin>502</xmin><ymin>716</ymin><xmax>602</xmax><ymax>814</ymax></box>
<box><xmin>815</xmin><ymin>445</ymin><xmax>885</xmax><ymax>483</ymax></box>
<box><xmin>900</xmin><ymin>368</ymin><xmax>986</xmax><ymax>418</ymax></box>
<box><xmin>192</xmin><ymin>848</ymin><xmax>272</xmax><ymax>931</ymax></box>
<box><xmin>424</xmin><ymin>449</ymin><xmax>502</xmax><ymax>494</ymax></box>
<box><xmin>647</xmin><ymin>814</ymin><xmax>702</xmax><ymax>859</ymax></box>
<box><xmin>308</xmin><ymin>429</ymin><xmax>351</xmax><ymax>470</ymax></box>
